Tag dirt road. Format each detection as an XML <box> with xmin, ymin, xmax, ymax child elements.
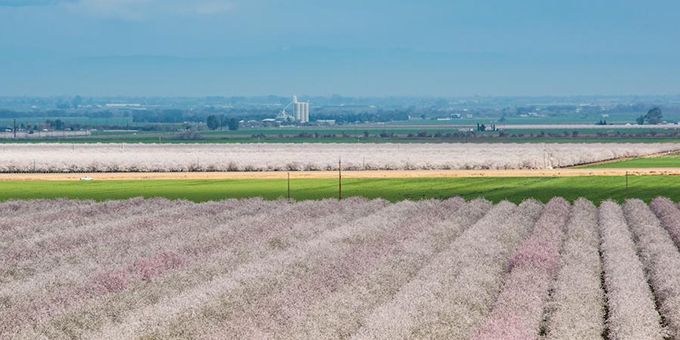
<box><xmin>0</xmin><ymin>168</ymin><xmax>679</xmax><ymax>181</ymax></box>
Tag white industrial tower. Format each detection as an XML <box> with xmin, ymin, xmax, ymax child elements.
<box><xmin>277</xmin><ymin>96</ymin><xmax>310</xmax><ymax>123</ymax></box>
<box><xmin>293</xmin><ymin>96</ymin><xmax>310</xmax><ymax>123</ymax></box>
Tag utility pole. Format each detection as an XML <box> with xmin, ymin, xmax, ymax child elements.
<box><xmin>287</xmin><ymin>172</ymin><xmax>291</xmax><ymax>201</ymax></box>
<box><xmin>338</xmin><ymin>156</ymin><xmax>342</xmax><ymax>200</ymax></box>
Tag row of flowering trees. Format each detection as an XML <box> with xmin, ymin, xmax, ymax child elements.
<box><xmin>3</xmin><ymin>197</ymin><xmax>680</xmax><ymax>338</ymax></box>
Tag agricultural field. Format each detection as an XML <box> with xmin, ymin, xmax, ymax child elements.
<box><xmin>2</xmin><ymin>125</ymin><xmax>679</xmax><ymax>144</ymax></box>
<box><xmin>584</xmin><ymin>155</ymin><xmax>680</xmax><ymax>169</ymax></box>
<box><xmin>2</xmin><ymin>176</ymin><xmax>680</xmax><ymax>203</ymax></box>
<box><xmin>3</xmin><ymin>197</ymin><xmax>680</xmax><ymax>339</ymax></box>
<box><xmin>0</xmin><ymin>143</ymin><xmax>677</xmax><ymax>172</ymax></box>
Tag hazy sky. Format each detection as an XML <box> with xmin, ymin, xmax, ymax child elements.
<box><xmin>1</xmin><ymin>0</ymin><xmax>679</xmax><ymax>96</ymax></box>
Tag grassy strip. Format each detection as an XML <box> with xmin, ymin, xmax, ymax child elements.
<box><xmin>582</xmin><ymin>155</ymin><xmax>680</xmax><ymax>169</ymax></box>
<box><xmin>0</xmin><ymin>176</ymin><xmax>679</xmax><ymax>203</ymax></box>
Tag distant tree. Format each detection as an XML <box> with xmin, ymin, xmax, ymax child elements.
<box><xmin>71</xmin><ymin>95</ymin><xmax>82</xmax><ymax>109</ymax></box>
<box><xmin>175</xmin><ymin>128</ymin><xmax>202</xmax><ymax>140</ymax></box>
<box><xmin>645</xmin><ymin>107</ymin><xmax>663</xmax><ymax>124</ymax></box>
<box><xmin>636</xmin><ymin>115</ymin><xmax>645</xmax><ymax>125</ymax></box>
<box><xmin>206</xmin><ymin>115</ymin><xmax>220</xmax><ymax>130</ymax></box>
<box><xmin>227</xmin><ymin>118</ymin><xmax>239</xmax><ymax>131</ymax></box>
<box><xmin>45</xmin><ymin>119</ymin><xmax>64</xmax><ymax>130</ymax></box>
<box><xmin>55</xmin><ymin>102</ymin><xmax>70</xmax><ymax>110</ymax></box>
<box><xmin>54</xmin><ymin>119</ymin><xmax>65</xmax><ymax>131</ymax></box>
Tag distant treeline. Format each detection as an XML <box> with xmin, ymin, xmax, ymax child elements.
<box><xmin>0</xmin><ymin>102</ymin><xmax>678</xmax><ymax>132</ymax></box>
<box><xmin>0</xmin><ymin>109</ymin><xmax>118</xmax><ymax>119</ymax></box>
<box><xmin>0</xmin><ymin>107</ymin><xmax>413</xmax><ymax>126</ymax></box>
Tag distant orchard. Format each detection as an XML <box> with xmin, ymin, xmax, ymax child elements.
<box><xmin>0</xmin><ymin>143</ymin><xmax>676</xmax><ymax>172</ymax></box>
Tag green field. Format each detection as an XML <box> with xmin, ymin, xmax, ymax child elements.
<box><xmin>1</xmin><ymin>127</ymin><xmax>679</xmax><ymax>144</ymax></box>
<box><xmin>1</xmin><ymin>176</ymin><xmax>678</xmax><ymax>203</ymax></box>
<box><xmin>584</xmin><ymin>155</ymin><xmax>680</xmax><ymax>168</ymax></box>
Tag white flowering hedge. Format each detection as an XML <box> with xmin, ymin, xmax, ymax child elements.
<box><xmin>0</xmin><ymin>142</ymin><xmax>676</xmax><ymax>172</ymax></box>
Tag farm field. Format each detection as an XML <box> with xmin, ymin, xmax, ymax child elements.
<box><xmin>1</xmin><ymin>176</ymin><xmax>680</xmax><ymax>203</ymax></box>
<box><xmin>3</xmin><ymin>197</ymin><xmax>680</xmax><ymax>339</ymax></box>
<box><xmin>584</xmin><ymin>155</ymin><xmax>680</xmax><ymax>169</ymax></box>
<box><xmin>2</xmin><ymin>126</ymin><xmax>680</xmax><ymax>144</ymax></box>
<box><xmin>5</xmin><ymin>136</ymin><xmax>680</xmax><ymax>144</ymax></box>
<box><xmin>0</xmin><ymin>143</ymin><xmax>678</xmax><ymax>172</ymax></box>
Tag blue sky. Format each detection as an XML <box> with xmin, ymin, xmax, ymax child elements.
<box><xmin>1</xmin><ymin>0</ymin><xmax>679</xmax><ymax>96</ymax></box>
